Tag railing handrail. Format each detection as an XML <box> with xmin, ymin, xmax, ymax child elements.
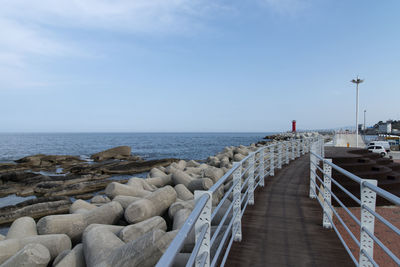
<box><xmin>309</xmin><ymin>139</ymin><xmax>400</xmax><ymax>266</ymax></box>
<box><xmin>157</xmin><ymin>136</ymin><xmax>317</xmax><ymax>267</ymax></box>
<box><xmin>311</xmin><ymin>151</ymin><xmax>400</xmax><ymax>205</ymax></box>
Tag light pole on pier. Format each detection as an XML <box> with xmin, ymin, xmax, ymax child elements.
<box><xmin>351</xmin><ymin>76</ymin><xmax>364</xmax><ymax>148</ymax></box>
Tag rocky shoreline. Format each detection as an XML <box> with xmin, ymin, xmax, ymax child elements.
<box><xmin>0</xmin><ymin>133</ymin><xmax>318</xmax><ymax>267</ymax></box>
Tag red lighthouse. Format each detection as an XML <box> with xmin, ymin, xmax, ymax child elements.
<box><xmin>292</xmin><ymin>120</ymin><xmax>296</xmax><ymax>132</ymax></box>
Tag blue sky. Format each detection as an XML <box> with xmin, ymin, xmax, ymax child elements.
<box><xmin>1</xmin><ymin>0</ymin><xmax>399</xmax><ymax>132</ymax></box>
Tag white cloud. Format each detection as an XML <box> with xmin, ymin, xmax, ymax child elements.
<box><xmin>0</xmin><ymin>0</ymin><xmax>310</xmax><ymax>89</ymax></box>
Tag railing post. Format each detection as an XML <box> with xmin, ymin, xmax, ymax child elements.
<box><xmin>297</xmin><ymin>140</ymin><xmax>301</xmax><ymax>158</ymax></box>
<box><xmin>232</xmin><ymin>163</ymin><xmax>242</xmax><ymax>241</ymax></box>
<box><xmin>323</xmin><ymin>159</ymin><xmax>333</xmax><ymax>229</ymax></box>
<box><xmin>259</xmin><ymin>149</ymin><xmax>265</xmax><ymax>187</ymax></box>
<box><xmin>359</xmin><ymin>179</ymin><xmax>378</xmax><ymax>267</ymax></box>
<box><xmin>248</xmin><ymin>154</ymin><xmax>255</xmax><ymax>205</ymax></box>
<box><xmin>309</xmin><ymin>143</ymin><xmax>317</xmax><ymax>199</ymax></box>
<box><xmin>194</xmin><ymin>190</ymin><xmax>212</xmax><ymax>267</ymax></box>
<box><xmin>291</xmin><ymin>140</ymin><xmax>295</xmax><ymax>160</ymax></box>
<box><xmin>301</xmin><ymin>140</ymin><xmax>306</xmax><ymax>155</ymax></box>
<box><xmin>285</xmin><ymin>142</ymin><xmax>289</xmax><ymax>164</ymax></box>
<box><xmin>277</xmin><ymin>143</ymin><xmax>282</xmax><ymax>169</ymax></box>
<box><xmin>270</xmin><ymin>145</ymin><xmax>275</xmax><ymax>176</ymax></box>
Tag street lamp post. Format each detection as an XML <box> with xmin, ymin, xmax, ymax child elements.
<box><xmin>364</xmin><ymin>110</ymin><xmax>366</xmax><ymax>133</ymax></box>
<box><xmin>351</xmin><ymin>77</ymin><xmax>364</xmax><ymax>148</ymax></box>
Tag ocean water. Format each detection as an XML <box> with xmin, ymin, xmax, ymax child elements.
<box><xmin>0</xmin><ymin>132</ymin><xmax>270</xmax><ymax>163</ymax></box>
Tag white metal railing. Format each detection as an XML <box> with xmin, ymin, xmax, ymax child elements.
<box><xmin>157</xmin><ymin>137</ymin><xmax>316</xmax><ymax>267</ymax></box>
<box><xmin>309</xmin><ymin>140</ymin><xmax>400</xmax><ymax>267</ymax></box>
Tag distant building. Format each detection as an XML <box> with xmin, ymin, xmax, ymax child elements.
<box><xmin>378</xmin><ymin>122</ymin><xmax>392</xmax><ymax>134</ymax></box>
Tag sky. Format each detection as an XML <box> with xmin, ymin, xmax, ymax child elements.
<box><xmin>0</xmin><ymin>0</ymin><xmax>399</xmax><ymax>132</ymax></box>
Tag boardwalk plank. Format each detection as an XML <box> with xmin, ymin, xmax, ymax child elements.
<box><xmin>225</xmin><ymin>155</ymin><xmax>354</xmax><ymax>267</ymax></box>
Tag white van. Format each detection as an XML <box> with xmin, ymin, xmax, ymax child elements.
<box><xmin>367</xmin><ymin>141</ymin><xmax>390</xmax><ymax>152</ymax></box>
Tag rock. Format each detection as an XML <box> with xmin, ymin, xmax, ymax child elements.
<box><xmin>103</xmin><ymin>229</ymin><xmax>177</xmax><ymax>267</ymax></box>
<box><xmin>112</xmin><ymin>195</ymin><xmax>141</xmax><ymax>209</ymax></box>
<box><xmin>187</xmin><ymin>178</ymin><xmax>214</xmax><ymax>192</ymax></box>
<box><xmin>52</xmin><ymin>249</ymin><xmax>71</xmax><ymax>266</ymax></box>
<box><xmin>90</xmin><ymin>195</ymin><xmax>110</xmax><ymax>204</ymax></box>
<box><xmin>168</xmin><ymin>200</ymin><xmax>195</xmax><ymax>218</ymax></box>
<box><xmin>144</xmin><ymin>175</ymin><xmax>172</xmax><ymax>187</ymax></box>
<box><xmin>69</xmin><ymin>199</ymin><xmax>97</xmax><ymax>214</ymax></box>
<box><xmin>171</xmin><ymin>170</ymin><xmax>193</xmax><ymax>187</ymax></box>
<box><xmin>0</xmin><ymin>243</ymin><xmax>50</xmax><ymax>267</ymax></box>
<box><xmin>207</xmin><ymin>156</ymin><xmax>220</xmax><ymax>167</ymax></box>
<box><xmin>174</xmin><ymin>184</ymin><xmax>194</xmax><ymax>201</ymax></box>
<box><xmin>37</xmin><ymin>201</ymin><xmax>123</xmax><ymax>242</ymax></box>
<box><xmin>6</xmin><ymin>217</ymin><xmax>37</xmax><ymax>239</ymax></box>
<box><xmin>127</xmin><ymin>178</ymin><xmax>157</xmax><ymax>192</ymax></box>
<box><xmin>91</xmin><ymin>146</ymin><xmax>132</xmax><ymax>162</ymax></box>
<box><xmin>118</xmin><ymin>216</ymin><xmax>167</xmax><ymax>243</ymax></box>
<box><xmin>54</xmin><ymin>243</ymin><xmax>85</xmax><ymax>267</ymax></box>
<box><xmin>172</xmin><ymin>209</ymin><xmax>192</xmax><ymax>230</ymax></box>
<box><xmin>101</xmin><ymin>159</ymin><xmax>178</xmax><ymax>175</ymax></box>
<box><xmin>233</xmin><ymin>153</ymin><xmax>245</xmax><ymax>162</ymax></box>
<box><xmin>203</xmin><ymin>167</ymin><xmax>224</xmax><ymax>183</ymax></box>
<box><xmin>124</xmin><ymin>186</ymin><xmax>177</xmax><ymax>224</ymax></box>
<box><xmin>15</xmin><ymin>154</ymin><xmax>83</xmax><ymax>169</ymax></box>
<box><xmin>83</xmin><ymin>224</ymin><xmax>125</xmax><ymax>267</ymax></box>
<box><xmin>0</xmin><ymin>196</ymin><xmax>71</xmax><ymax>225</ymax></box>
<box><xmin>105</xmin><ymin>182</ymin><xmax>151</xmax><ymax>199</ymax></box>
<box><xmin>149</xmin><ymin>168</ymin><xmax>167</xmax><ymax>178</ymax></box>
<box><xmin>186</xmin><ymin>160</ymin><xmax>200</xmax><ymax>168</ymax></box>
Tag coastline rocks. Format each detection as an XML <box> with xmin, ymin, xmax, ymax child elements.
<box><xmin>0</xmin><ymin>243</ymin><xmax>50</xmax><ymax>267</ymax></box>
<box><xmin>0</xmin><ymin>234</ymin><xmax>72</xmax><ymax>264</ymax></box>
<box><xmin>105</xmin><ymin>182</ymin><xmax>151</xmax><ymax>199</ymax></box>
<box><xmin>91</xmin><ymin>146</ymin><xmax>132</xmax><ymax>162</ymax></box>
<box><xmin>174</xmin><ymin>184</ymin><xmax>194</xmax><ymax>201</ymax></box>
<box><xmin>124</xmin><ymin>186</ymin><xmax>177</xmax><ymax>224</ymax></box>
<box><xmin>118</xmin><ymin>216</ymin><xmax>167</xmax><ymax>243</ymax></box>
<box><xmin>54</xmin><ymin>243</ymin><xmax>85</xmax><ymax>267</ymax></box>
<box><xmin>0</xmin><ymin>197</ymin><xmax>71</xmax><ymax>225</ymax></box>
<box><xmin>6</xmin><ymin>216</ymin><xmax>37</xmax><ymax>239</ymax></box>
<box><xmin>37</xmin><ymin>201</ymin><xmax>124</xmax><ymax>242</ymax></box>
<box><xmin>112</xmin><ymin>195</ymin><xmax>141</xmax><ymax>209</ymax></box>
<box><xmin>171</xmin><ymin>170</ymin><xmax>193</xmax><ymax>187</ymax></box>
<box><xmin>103</xmin><ymin>229</ymin><xmax>177</xmax><ymax>267</ymax></box>
<box><xmin>15</xmin><ymin>154</ymin><xmax>83</xmax><ymax>169</ymax></box>
<box><xmin>69</xmin><ymin>199</ymin><xmax>97</xmax><ymax>214</ymax></box>
<box><xmin>187</xmin><ymin>178</ymin><xmax>214</xmax><ymax>192</ymax></box>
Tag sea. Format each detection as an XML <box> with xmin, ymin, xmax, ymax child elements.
<box><xmin>0</xmin><ymin>132</ymin><xmax>270</xmax><ymax>231</ymax></box>
<box><xmin>0</xmin><ymin>132</ymin><xmax>271</xmax><ymax>163</ymax></box>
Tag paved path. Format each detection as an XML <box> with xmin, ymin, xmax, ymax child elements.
<box><xmin>225</xmin><ymin>155</ymin><xmax>353</xmax><ymax>267</ymax></box>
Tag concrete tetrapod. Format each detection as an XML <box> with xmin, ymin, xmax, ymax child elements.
<box><xmin>69</xmin><ymin>199</ymin><xmax>97</xmax><ymax>214</ymax></box>
<box><xmin>124</xmin><ymin>186</ymin><xmax>177</xmax><ymax>224</ymax></box>
<box><xmin>171</xmin><ymin>169</ymin><xmax>193</xmax><ymax>187</ymax></box>
<box><xmin>0</xmin><ymin>234</ymin><xmax>71</xmax><ymax>264</ymax></box>
<box><xmin>0</xmin><ymin>243</ymin><xmax>50</xmax><ymax>267</ymax></box>
<box><xmin>6</xmin><ymin>217</ymin><xmax>37</xmax><ymax>239</ymax></box>
<box><xmin>168</xmin><ymin>200</ymin><xmax>195</xmax><ymax>219</ymax></box>
<box><xmin>54</xmin><ymin>243</ymin><xmax>85</xmax><ymax>267</ymax></box>
<box><xmin>105</xmin><ymin>182</ymin><xmax>151</xmax><ymax>198</ymax></box>
<box><xmin>144</xmin><ymin>175</ymin><xmax>172</xmax><ymax>187</ymax></box>
<box><xmin>172</xmin><ymin>209</ymin><xmax>192</xmax><ymax>230</ymax></box>
<box><xmin>174</xmin><ymin>184</ymin><xmax>194</xmax><ymax>201</ymax></box>
<box><xmin>148</xmin><ymin>168</ymin><xmax>167</xmax><ymax>178</ymax></box>
<box><xmin>187</xmin><ymin>178</ymin><xmax>214</xmax><ymax>193</ymax></box>
<box><xmin>37</xmin><ymin>201</ymin><xmax>123</xmax><ymax>242</ymax></box>
<box><xmin>112</xmin><ymin>195</ymin><xmax>141</xmax><ymax>209</ymax></box>
<box><xmin>102</xmin><ymin>229</ymin><xmax>177</xmax><ymax>267</ymax></box>
<box><xmin>83</xmin><ymin>224</ymin><xmax>125</xmax><ymax>267</ymax></box>
<box><xmin>118</xmin><ymin>216</ymin><xmax>167</xmax><ymax>243</ymax></box>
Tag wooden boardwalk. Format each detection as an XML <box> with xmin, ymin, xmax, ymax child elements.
<box><xmin>225</xmin><ymin>154</ymin><xmax>354</xmax><ymax>267</ymax></box>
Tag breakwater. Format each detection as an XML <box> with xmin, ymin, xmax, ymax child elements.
<box><xmin>0</xmin><ymin>132</ymin><xmax>320</xmax><ymax>266</ymax></box>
